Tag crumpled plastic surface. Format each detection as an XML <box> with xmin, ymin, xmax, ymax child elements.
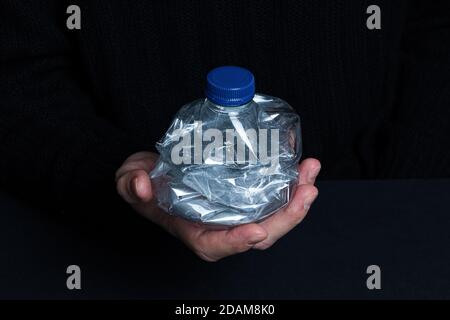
<box><xmin>150</xmin><ymin>94</ymin><xmax>302</xmax><ymax>226</ymax></box>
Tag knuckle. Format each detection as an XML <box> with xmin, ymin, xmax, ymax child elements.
<box><xmin>299</xmin><ymin>184</ymin><xmax>317</xmax><ymax>195</ymax></box>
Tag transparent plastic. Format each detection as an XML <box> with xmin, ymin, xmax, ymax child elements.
<box><xmin>150</xmin><ymin>94</ymin><xmax>302</xmax><ymax>226</ymax></box>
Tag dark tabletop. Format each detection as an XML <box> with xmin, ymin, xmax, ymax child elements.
<box><xmin>0</xmin><ymin>180</ymin><xmax>449</xmax><ymax>299</ymax></box>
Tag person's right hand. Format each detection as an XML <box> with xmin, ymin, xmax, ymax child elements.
<box><xmin>116</xmin><ymin>151</ymin><xmax>320</xmax><ymax>262</ymax></box>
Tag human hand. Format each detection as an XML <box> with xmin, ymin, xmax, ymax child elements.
<box><xmin>116</xmin><ymin>151</ymin><xmax>320</xmax><ymax>261</ymax></box>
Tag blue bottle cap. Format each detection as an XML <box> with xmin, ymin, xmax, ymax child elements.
<box><xmin>205</xmin><ymin>66</ymin><xmax>255</xmax><ymax>107</ymax></box>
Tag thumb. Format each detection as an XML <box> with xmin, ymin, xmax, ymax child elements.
<box><xmin>116</xmin><ymin>169</ymin><xmax>153</xmax><ymax>204</ymax></box>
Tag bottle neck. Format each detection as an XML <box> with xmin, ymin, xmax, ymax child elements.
<box><xmin>205</xmin><ymin>98</ymin><xmax>253</xmax><ymax>114</ymax></box>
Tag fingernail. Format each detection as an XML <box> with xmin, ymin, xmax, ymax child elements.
<box><xmin>132</xmin><ymin>177</ymin><xmax>142</xmax><ymax>200</ymax></box>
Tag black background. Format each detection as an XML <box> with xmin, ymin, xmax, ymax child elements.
<box><xmin>1</xmin><ymin>180</ymin><xmax>449</xmax><ymax>299</ymax></box>
<box><xmin>1</xmin><ymin>1</ymin><xmax>449</xmax><ymax>300</ymax></box>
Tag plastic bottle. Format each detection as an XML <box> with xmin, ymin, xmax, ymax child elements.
<box><xmin>150</xmin><ymin>66</ymin><xmax>302</xmax><ymax>226</ymax></box>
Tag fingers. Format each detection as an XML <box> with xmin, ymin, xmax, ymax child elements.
<box><xmin>118</xmin><ymin>153</ymin><xmax>320</xmax><ymax>261</ymax></box>
<box><xmin>159</xmin><ymin>157</ymin><xmax>321</xmax><ymax>260</ymax></box>
<box><xmin>251</xmin><ymin>158</ymin><xmax>321</xmax><ymax>250</ymax></box>
<box><xmin>116</xmin><ymin>169</ymin><xmax>153</xmax><ymax>204</ymax></box>
<box><xmin>199</xmin><ymin>224</ymin><xmax>268</xmax><ymax>261</ymax></box>
<box><xmin>116</xmin><ymin>152</ymin><xmax>159</xmax><ymax>204</ymax></box>
<box><xmin>172</xmin><ymin>219</ymin><xmax>268</xmax><ymax>262</ymax></box>
<box><xmin>298</xmin><ymin>158</ymin><xmax>321</xmax><ymax>185</ymax></box>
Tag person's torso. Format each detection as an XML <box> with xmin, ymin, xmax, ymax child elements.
<box><xmin>71</xmin><ymin>0</ymin><xmax>406</xmax><ymax>178</ymax></box>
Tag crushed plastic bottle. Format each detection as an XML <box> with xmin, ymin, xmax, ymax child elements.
<box><xmin>150</xmin><ymin>66</ymin><xmax>302</xmax><ymax>226</ymax></box>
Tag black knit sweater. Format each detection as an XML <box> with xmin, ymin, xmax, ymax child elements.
<box><xmin>1</xmin><ymin>0</ymin><xmax>449</xmax><ymax>210</ymax></box>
